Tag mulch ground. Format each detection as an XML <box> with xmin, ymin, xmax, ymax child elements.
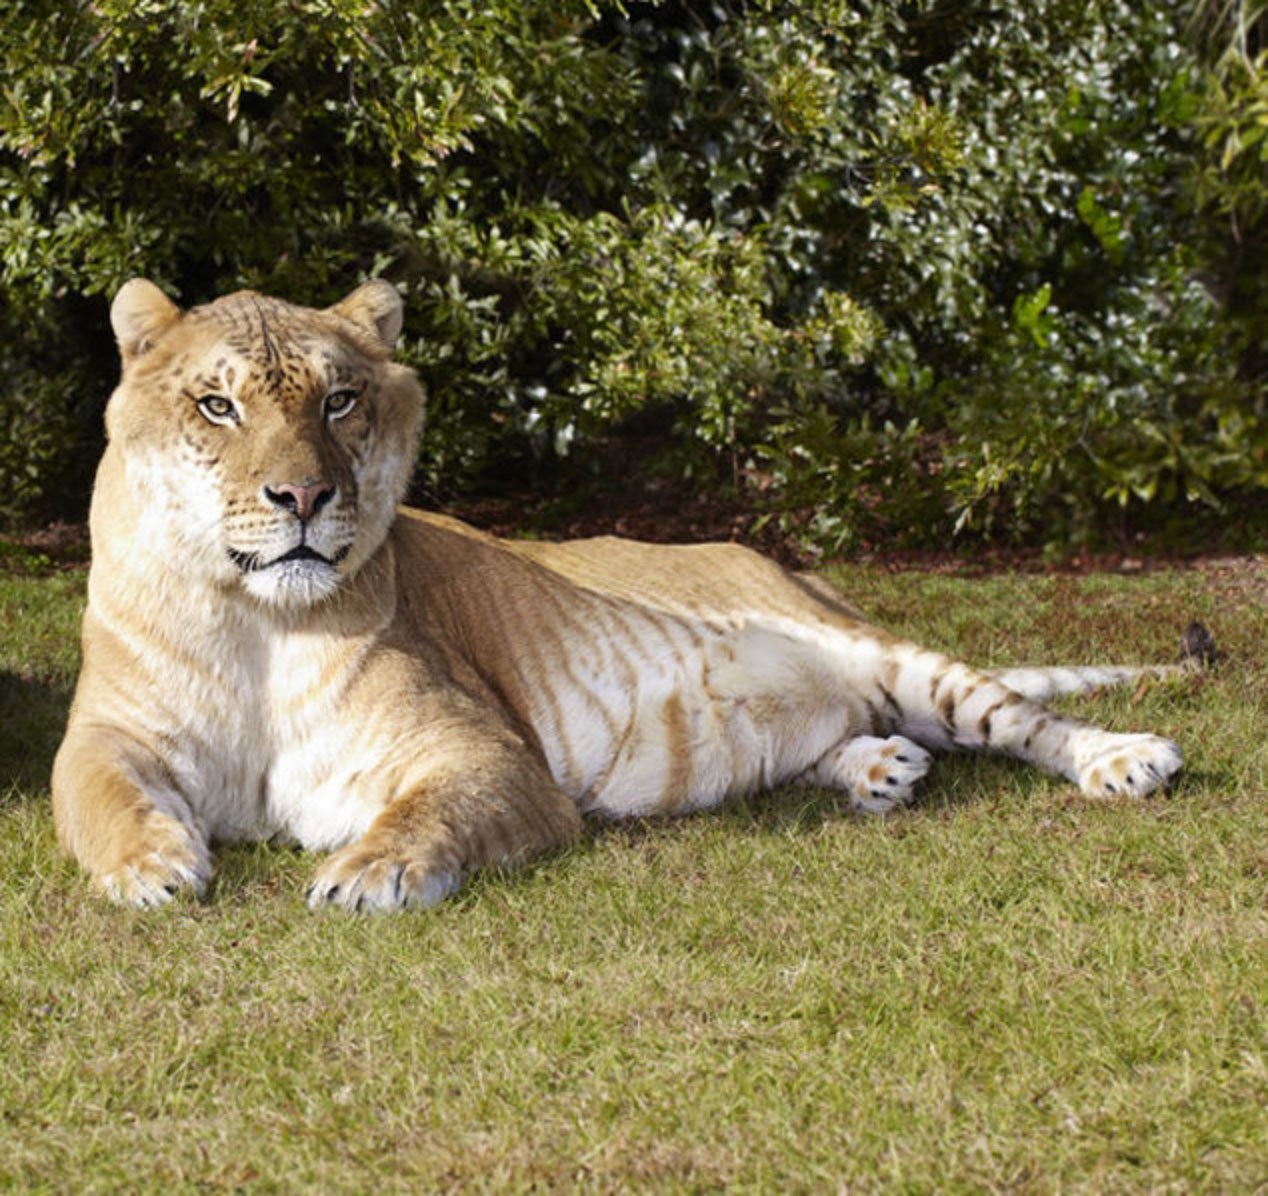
<box><xmin>6</xmin><ymin>492</ymin><xmax>1266</xmax><ymax>588</ymax></box>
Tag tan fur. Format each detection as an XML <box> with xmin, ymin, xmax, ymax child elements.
<box><xmin>52</xmin><ymin>282</ymin><xmax>1189</xmax><ymax>911</ymax></box>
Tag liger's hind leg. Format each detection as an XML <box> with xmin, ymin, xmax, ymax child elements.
<box><xmin>882</xmin><ymin>649</ymin><xmax>1183</xmax><ymax>797</ymax></box>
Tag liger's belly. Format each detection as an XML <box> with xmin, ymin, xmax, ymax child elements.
<box><xmin>522</xmin><ymin>617</ymin><xmax>853</xmax><ymax>817</ymax></box>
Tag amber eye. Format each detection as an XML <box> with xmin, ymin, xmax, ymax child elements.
<box><xmin>196</xmin><ymin>394</ymin><xmax>238</xmax><ymax>424</ymax></box>
<box><xmin>324</xmin><ymin>389</ymin><xmax>359</xmax><ymax>420</ymax></box>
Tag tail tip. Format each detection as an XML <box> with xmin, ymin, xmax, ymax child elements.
<box><xmin>1180</xmin><ymin>621</ymin><xmax>1219</xmax><ymax>669</ymax></box>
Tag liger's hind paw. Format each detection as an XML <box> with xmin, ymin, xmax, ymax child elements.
<box><xmin>1076</xmin><ymin>733</ymin><xmax>1183</xmax><ymax>798</ymax></box>
<box><xmin>807</xmin><ymin>734</ymin><xmax>932</xmax><ymax>814</ymax></box>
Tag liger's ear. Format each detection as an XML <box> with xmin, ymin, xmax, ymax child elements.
<box><xmin>110</xmin><ymin>279</ymin><xmax>182</xmax><ymax>364</ymax></box>
<box><xmin>329</xmin><ymin>279</ymin><xmax>403</xmax><ymax>352</ymax></box>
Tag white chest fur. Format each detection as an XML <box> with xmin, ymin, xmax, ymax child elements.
<box><xmin>98</xmin><ymin>584</ymin><xmax>388</xmax><ymax>852</ymax></box>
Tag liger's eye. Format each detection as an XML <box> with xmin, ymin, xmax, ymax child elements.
<box><xmin>196</xmin><ymin>394</ymin><xmax>238</xmax><ymax>424</ymax></box>
<box><xmin>324</xmin><ymin>389</ymin><xmax>359</xmax><ymax>420</ymax></box>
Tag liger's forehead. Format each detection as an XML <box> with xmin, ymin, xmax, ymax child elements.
<box><xmin>175</xmin><ymin>293</ymin><xmax>367</xmax><ymax>401</ymax></box>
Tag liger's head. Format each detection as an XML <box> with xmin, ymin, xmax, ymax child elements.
<box><xmin>103</xmin><ymin>279</ymin><xmax>424</xmax><ymax>608</ymax></box>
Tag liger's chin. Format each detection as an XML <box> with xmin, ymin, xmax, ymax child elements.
<box><xmin>242</xmin><ymin>560</ymin><xmax>343</xmax><ymax>608</ymax></box>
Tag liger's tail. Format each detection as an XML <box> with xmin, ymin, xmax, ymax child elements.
<box><xmin>986</xmin><ymin>621</ymin><xmax>1217</xmax><ymax>703</ymax></box>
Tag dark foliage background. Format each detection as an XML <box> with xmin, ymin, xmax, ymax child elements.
<box><xmin>2</xmin><ymin>0</ymin><xmax>1265</xmax><ymax>551</ymax></box>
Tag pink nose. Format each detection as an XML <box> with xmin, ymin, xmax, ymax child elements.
<box><xmin>263</xmin><ymin>481</ymin><xmax>335</xmax><ymax>522</ymax></box>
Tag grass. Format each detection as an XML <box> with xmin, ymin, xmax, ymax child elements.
<box><xmin>1</xmin><ymin>553</ymin><xmax>1265</xmax><ymax>1192</ymax></box>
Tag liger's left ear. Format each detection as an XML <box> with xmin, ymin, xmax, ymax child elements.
<box><xmin>329</xmin><ymin>280</ymin><xmax>404</xmax><ymax>353</ymax></box>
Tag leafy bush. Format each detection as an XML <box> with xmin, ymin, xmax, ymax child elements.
<box><xmin>1</xmin><ymin>0</ymin><xmax>1264</xmax><ymax>548</ymax></box>
<box><xmin>1189</xmin><ymin>1</ymin><xmax>1268</xmax><ymax>372</ymax></box>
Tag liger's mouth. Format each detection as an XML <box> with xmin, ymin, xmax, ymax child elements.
<box><xmin>227</xmin><ymin>544</ymin><xmax>350</xmax><ymax>573</ymax></box>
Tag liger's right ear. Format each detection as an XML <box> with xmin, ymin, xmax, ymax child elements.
<box><xmin>110</xmin><ymin>279</ymin><xmax>182</xmax><ymax>364</ymax></box>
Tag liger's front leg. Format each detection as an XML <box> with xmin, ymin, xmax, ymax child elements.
<box><xmin>52</xmin><ymin>728</ymin><xmax>213</xmax><ymax>906</ymax></box>
<box><xmin>305</xmin><ymin>743</ymin><xmax>582</xmax><ymax>912</ymax></box>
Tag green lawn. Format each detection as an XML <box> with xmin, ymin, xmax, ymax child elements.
<box><xmin>1</xmin><ymin>555</ymin><xmax>1265</xmax><ymax>1192</ymax></box>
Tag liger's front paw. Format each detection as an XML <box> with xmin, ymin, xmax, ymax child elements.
<box><xmin>306</xmin><ymin>841</ymin><xmax>462</xmax><ymax>913</ymax></box>
<box><xmin>1076</xmin><ymin>732</ymin><xmax>1183</xmax><ymax>798</ymax></box>
<box><xmin>95</xmin><ymin>812</ymin><xmax>211</xmax><ymax>907</ymax></box>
